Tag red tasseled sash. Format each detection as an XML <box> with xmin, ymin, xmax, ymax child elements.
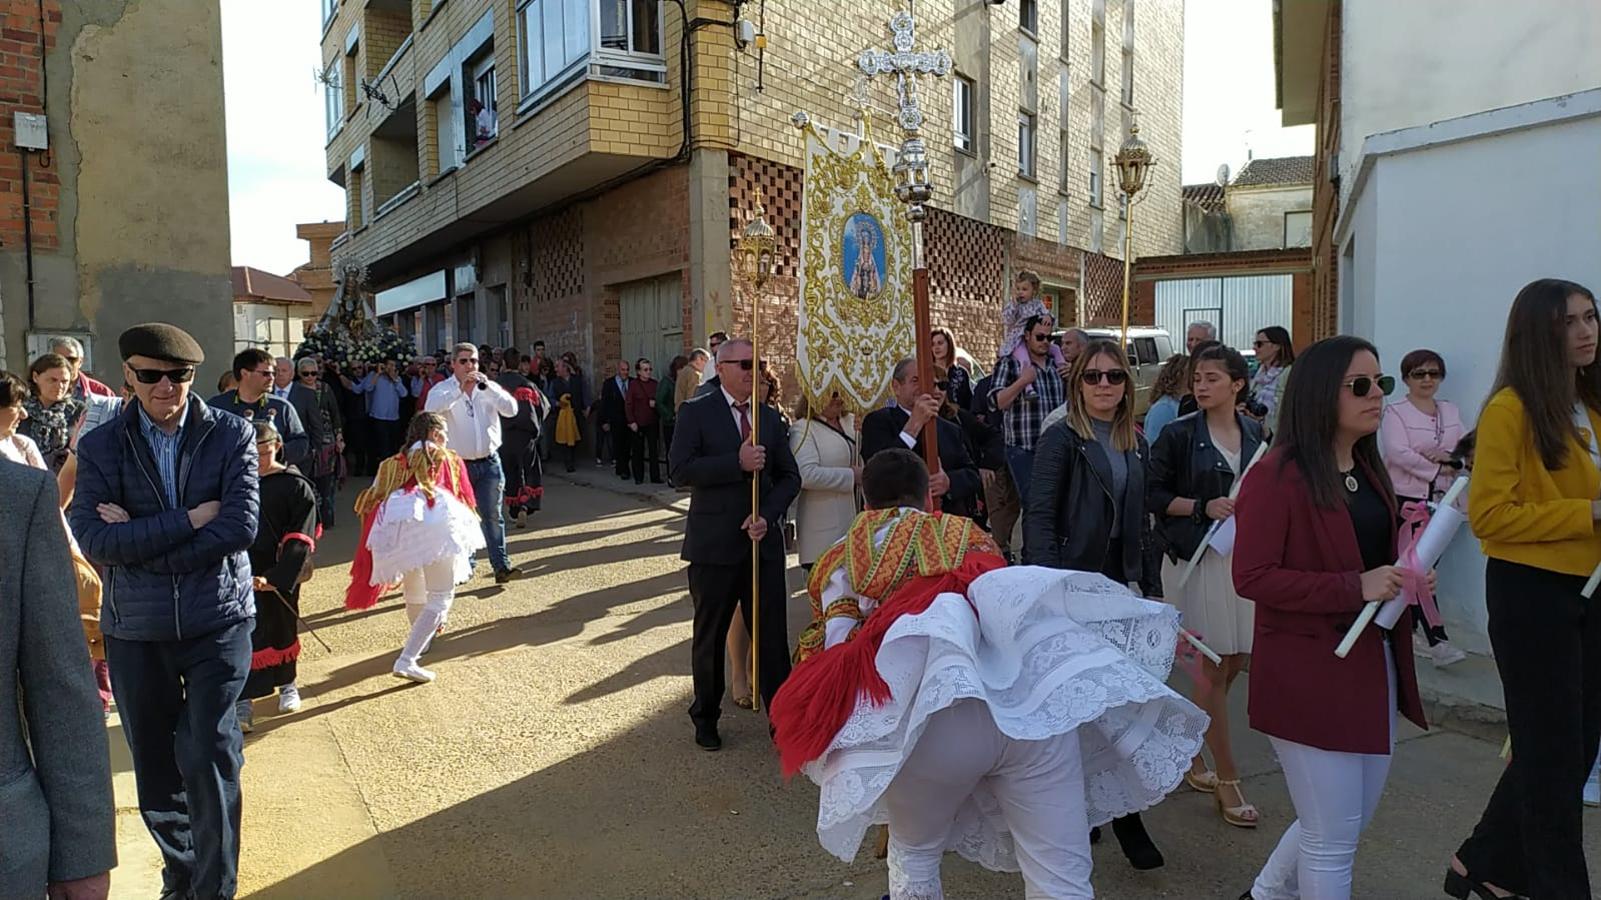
<box><xmin>250</xmin><ymin>638</ymin><xmax>301</xmax><ymax>671</ymax></box>
<box><xmin>770</xmin><ymin>550</ymin><xmax>1006</xmax><ymax>777</ymax></box>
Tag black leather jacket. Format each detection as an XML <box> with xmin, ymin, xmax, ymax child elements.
<box><xmin>1146</xmin><ymin>411</ymin><xmax>1265</xmax><ymax>562</ymax></box>
<box><xmin>1022</xmin><ymin>418</ymin><xmax>1151</xmax><ymax>587</ymax></box>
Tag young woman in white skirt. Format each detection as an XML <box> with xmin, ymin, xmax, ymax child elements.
<box><xmin>345</xmin><ymin>411</ymin><xmax>485</xmax><ymax>683</ymax></box>
<box><xmin>1148</xmin><ymin>343</ymin><xmax>1266</xmax><ymax>828</ymax></box>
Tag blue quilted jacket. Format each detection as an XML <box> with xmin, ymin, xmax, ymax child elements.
<box><xmin>70</xmin><ymin>397</ymin><xmax>258</xmax><ymax>642</ymax></box>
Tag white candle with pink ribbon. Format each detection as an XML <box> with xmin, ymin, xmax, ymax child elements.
<box><xmin>1334</xmin><ymin>476</ymin><xmax>1469</xmax><ymax>659</ymax></box>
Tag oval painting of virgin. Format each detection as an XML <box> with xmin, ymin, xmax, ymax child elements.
<box><xmin>841</xmin><ymin>212</ymin><xmax>887</xmax><ymax>300</ymax></box>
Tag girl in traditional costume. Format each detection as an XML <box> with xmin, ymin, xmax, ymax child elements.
<box><xmin>772</xmin><ymin>448</ymin><xmax>1208</xmax><ymax>899</ymax></box>
<box><xmin>346</xmin><ymin>412</ymin><xmax>484</xmax><ymax>683</ymax></box>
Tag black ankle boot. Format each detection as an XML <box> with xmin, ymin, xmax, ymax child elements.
<box><xmin>1111</xmin><ymin>813</ymin><xmax>1164</xmax><ymax>870</ymax></box>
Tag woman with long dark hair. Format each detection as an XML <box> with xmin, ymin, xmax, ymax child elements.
<box><xmin>1249</xmin><ymin>326</ymin><xmax>1295</xmax><ymax>434</ymax></box>
<box><xmin>931</xmin><ymin>326</ymin><xmax>973</xmax><ymax>412</ymax></box>
<box><xmin>1234</xmin><ymin>336</ymin><xmax>1428</xmax><ymax>900</ymax></box>
<box><xmin>1449</xmin><ymin>278</ymin><xmax>1601</xmax><ymax>900</ymax></box>
<box><xmin>1149</xmin><ymin>343</ymin><xmax>1265</xmax><ymax>829</ymax></box>
<box><xmin>19</xmin><ymin>352</ymin><xmax>85</xmax><ymax>474</ymax></box>
<box><xmin>1024</xmin><ymin>339</ymin><xmax>1167</xmax><ymax>870</ymax></box>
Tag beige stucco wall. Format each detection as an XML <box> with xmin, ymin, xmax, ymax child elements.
<box><xmin>0</xmin><ymin>0</ymin><xmax>232</xmax><ymax>382</ymax></box>
<box><xmin>1226</xmin><ymin>183</ymin><xmax>1314</xmax><ymax>251</ymax></box>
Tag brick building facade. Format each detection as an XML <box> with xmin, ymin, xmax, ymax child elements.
<box><xmin>0</xmin><ymin>0</ymin><xmax>231</xmax><ymax>379</ymax></box>
<box><xmin>319</xmin><ymin>0</ymin><xmax>1185</xmax><ymax>388</ymax></box>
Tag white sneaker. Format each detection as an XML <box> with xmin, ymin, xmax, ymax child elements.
<box><xmin>1412</xmin><ymin>631</ymin><xmax>1433</xmax><ymax>658</ymax></box>
<box><xmin>278</xmin><ymin>684</ymin><xmax>302</xmax><ymax>713</ymax></box>
<box><xmin>1430</xmin><ymin>642</ymin><xmax>1469</xmax><ymax>668</ymax></box>
<box><xmin>392</xmin><ymin>662</ymin><xmax>436</xmax><ymax>683</ymax></box>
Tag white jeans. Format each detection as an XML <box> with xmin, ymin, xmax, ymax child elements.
<box><xmin>1251</xmin><ymin>647</ymin><xmax>1397</xmax><ymax>900</ymax></box>
<box><xmin>883</xmin><ymin>700</ymin><xmax>1094</xmax><ymax>899</ymax></box>
<box><xmin>396</xmin><ymin>557</ymin><xmax>457</xmax><ymax>669</ymax></box>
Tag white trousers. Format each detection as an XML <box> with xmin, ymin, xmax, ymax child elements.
<box><xmin>396</xmin><ymin>557</ymin><xmax>457</xmax><ymax>669</ymax></box>
<box><xmin>1251</xmin><ymin>648</ymin><xmax>1397</xmax><ymax>900</ymax></box>
<box><xmin>883</xmin><ymin>700</ymin><xmax>1094</xmax><ymax>900</ymax></box>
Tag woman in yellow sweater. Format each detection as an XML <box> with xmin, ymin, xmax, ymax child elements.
<box><xmin>1450</xmin><ymin>278</ymin><xmax>1601</xmax><ymax>900</ymax></box>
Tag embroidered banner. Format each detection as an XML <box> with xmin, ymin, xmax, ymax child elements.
<box><xmin>796</xmin><ymin>120</ymin><xmax>914</xmax><ymax>415</ymax></box>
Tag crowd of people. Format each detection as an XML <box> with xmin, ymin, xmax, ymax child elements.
<box><xmin>6</xmin><ymin>274</ymin><xmax>1601</xmax><ymax>899</ymax></box>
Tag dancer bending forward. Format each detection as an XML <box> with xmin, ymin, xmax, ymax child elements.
<box><xmin>772</xmin><ymin>449</ymin><xmax>1208</xmax><ymax>899</ymax></box>
<box><xmin>346</xmin><ymin>412</ymin><xmax>485</xmax><ymax>682</ymax></box>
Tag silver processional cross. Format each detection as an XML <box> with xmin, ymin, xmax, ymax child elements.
<box><xmin>857</xmin><ymin>9</ymin><xmax>951</xmax><ymax>228</ymax></box>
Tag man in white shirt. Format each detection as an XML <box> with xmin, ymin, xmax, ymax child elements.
<box><xmin>424</xmin><ymin>342</ymin><xmax>521</xmax><ymax>584</ymax></box>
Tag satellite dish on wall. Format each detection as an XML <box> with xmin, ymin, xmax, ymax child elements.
<box><xmin>1215</xmin><ymin>163</ymin><xmax>1231</xmax><ymax>187</ymax></box>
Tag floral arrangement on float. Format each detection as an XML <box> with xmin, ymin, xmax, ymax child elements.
<box><xmin>295</xmin><ymin>258</ymin><xmax>412</xmax><ymax>365</ymax></box>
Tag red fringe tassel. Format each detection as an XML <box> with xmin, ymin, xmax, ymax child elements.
<box><xmin>770</xmin><ymin>552</ymin><xmax>1005</xmax><ymax>777</ymax></box>
<box><xmin>250</xmin><ymin>639</ymin><xmax>301</xmax><ymax>672</ymax></box>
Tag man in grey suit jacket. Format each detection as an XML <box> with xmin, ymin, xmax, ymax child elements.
<box><xmin>0</xmin><ymin>458</ymin><xmax>115</xmax><ymax>899</ymax></box>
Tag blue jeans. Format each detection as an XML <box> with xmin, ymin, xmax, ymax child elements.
<box><xmin>1005</xmin><ymin>445</ymin><xmax>1036</xmax><ymax>509</ymax></box>
<box><xmin>466</xmin><ymin>455</ymin><xmax>512</xmax><ymax>573</ymax></box>
<box><xmin>106</xmin><ymin>619</ymin><xmax>252</xmax><ymax>899</ymax></box>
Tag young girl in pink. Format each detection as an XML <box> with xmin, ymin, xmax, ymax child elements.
<box><xmin>1000</xmin><ymin>270</ymin><xmax>1066</xmax><ymax>393</ymax></box>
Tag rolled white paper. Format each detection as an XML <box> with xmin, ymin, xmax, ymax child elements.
<box><xmin>1374</xmin><ymin>503</ymin><xmax>1466</xmax><ymax>630</ymax></box>
<box><xmin>1208</xmin><ymin>515</ymin><xmax>1237</xmax><ymax>557</ymax></box>
<box><xmin>1172</xmin><ymin>442</ymin><xmax>1270</xmax><ymax>591</ymax></box>
<box><xmin>1182</xmin><ymin>628</ymin><xmax>1223</xmax><ymax>665</ymax></box>
<box><xmin>1335</xmin><ymin>476</ymin><xmax>1469</xmax><ymax>657</ymax></box>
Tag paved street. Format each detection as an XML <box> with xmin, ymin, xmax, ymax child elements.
<box><xmin>106</xmin><ymin>473</ymin><xmax>1598</xmax><ymax>899</ymax></box>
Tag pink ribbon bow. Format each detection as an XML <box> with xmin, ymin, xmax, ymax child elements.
<box><xmin>1396</xmin><ymin>501</ymin><xmax>1443</xmax><ymax>628</ymax></box>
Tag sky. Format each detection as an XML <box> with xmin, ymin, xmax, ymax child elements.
<box><xmin>222</xmin><ymin>0</ymin><xmax>345</xmax><ymax>277</ymax></box>
<box><xmin>220</xmin><ymin>0</ymin><xmax>1310</xmax><ymax>274</ymax></box>
<box><xmin>1180</xmin><ymin>0</ymin><xmax>1314</xmax><ymax>185</ymax></box>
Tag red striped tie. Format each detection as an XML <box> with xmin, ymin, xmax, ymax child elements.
<box><xmin>735</xmin><ymin>401</ymin><xmax>751</xmax><ymax>441</ymax></box>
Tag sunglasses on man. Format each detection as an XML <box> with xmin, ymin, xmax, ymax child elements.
<box><xmin>719</xmin><ymin>358</ymin><xmax>756</xmax><ymax>370</ymax></box>
<box><xmin>1080</xmin><ymin>369</ymin><xmax>1129</xmax><ymax>386</ymax></box>
<box><xmin>299</xmin><ymin>370</ymin><xmax>319</xmax><ymax>379</ymax></box>
<box><xmin>129</xmin><ymin>365</ymin><xmax>196</xmax><ymax>385</ymax></box>
<box><xmin>1342</xmin><ymin>375</ymin><xmax>1396</xmax><ymax>397</ymax></box>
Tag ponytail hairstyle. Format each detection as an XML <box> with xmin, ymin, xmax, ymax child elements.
<box><xmin>403</xmin><ymin>411</ymin><xmax>450</xmax><ymax>501</ymax></box>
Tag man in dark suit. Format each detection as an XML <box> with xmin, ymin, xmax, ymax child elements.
<box><xmin>1</xmin><ymin>459</ymin><xmax>115</xmax><ymax>900</ymax></box>
<box><xmin>599</xmin><ymin>360</ymin><xmax>633</xmax><ymax>479</ymax></box>
<box><xmin>861</xmin><ymin>357</ymin><xmax>982</xmax><ymax>518</ymax></box>
<box><xmin>670</xmin><ymin>338</ymin><xmax>800</xmax><ymax>751</ymax></box>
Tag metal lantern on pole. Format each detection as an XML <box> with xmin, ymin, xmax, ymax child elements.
<box><xmin>1113</xmin><ymin>121</ymin><xmax>1155</xmax><ymax>349</ymax></box>
<box><xmin>738</xmin><ymin>191</ymin><xmax>776</xmax><ymax>712</ymax></box>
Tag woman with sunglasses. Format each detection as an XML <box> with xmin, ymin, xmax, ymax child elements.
<box><xmin>1249</xmin><ymin>326</ymin><xmax>1295</xmax><ymax>435</ymax></box>
<box><xmin>1234</xmin><ymin>336</ymin><xmax>1428</xmax><ymax>900</ymax></box>
<box><xmin>930</xmin><ymin>326</ymin><xmax>973</xmax><ymax>412</ymax></box>
<box><xmin>1148</xmin><ymin>343</ymin><xmax>1265</xmax><ymax>829</ymax></box>
<box><xmin>1024</xmin><ymin>339</ymin><xmax>1169</xmax><ymax>871</ymax></box>
<box><xmin>1378</xmin><ymin>349</ymin><xmax>1468</xmax><ymax>669</ymax></box>
<box><xmin>1449</xmin><ymin>279</ymin><xmax>1601</xmax><ymax>900</ymax></box>
<box><xmin>236</xmin><ymin>420</ymin><xmax>318</xmax><ymax>732</ymax></box>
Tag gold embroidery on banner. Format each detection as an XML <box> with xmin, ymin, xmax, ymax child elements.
<box><xmin>797</xmin><ymin>116</ymin><xmax>915</xmax><ymax>417</ymax></box>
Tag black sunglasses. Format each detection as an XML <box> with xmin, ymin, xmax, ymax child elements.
<box><xmin>720</xmin><ymin>358</ymin><xmax>755</xmax><ymax>370</ymax></box>
<box><xmin>1343</xmin><ymin>375</ymin><xmax>1396</xmax><ymax>397</ymax></box>
<box><xmin>934</xmin><ymin>380</ymin><xmax>950</xmax><ymax>391</ymax></box>
<box><xmin>1408</xmin><ymin>369</ymin><xmax>1442</xmax><ymax>380</ymax></box>
<box><xmin>1081</xmin><ymin>369</ymin><xmax>1129</xmax><ymax>386</ymax></box>
<box><xmin>1252</xmin><ymin>339</ymin><xmax>1268</xmax><ymax>348</ymax></box>
<box><xmin>129</xmin><ymin>365</ymin><xmax>195</xmax><ymax>385</ymax></box>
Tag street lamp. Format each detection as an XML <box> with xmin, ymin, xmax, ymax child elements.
<box><xmin>736</xmin><ymin>190</ymin><xmax>776</xmax><ymax>712</ymax></box>
<box><xmin>1113</xmin><ymin>121</ymin><xmax>1155</xmax><ymax>349</ymax></box>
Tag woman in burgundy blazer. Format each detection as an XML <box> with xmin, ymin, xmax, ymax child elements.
<box><xmin>1232</xmin><ymin>336</ymin><xmax>1429</xmax><ymax>900</ymax></box>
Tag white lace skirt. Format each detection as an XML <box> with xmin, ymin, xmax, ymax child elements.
<box><xmin>365</xmin><ymin>489</ymin><xmax>485</xmax><ymax>587</ymax></box>
<box><xmin>805</xmin><ymin>566</ymin><xmax>1210</xmax><ymax>870</ymax></box>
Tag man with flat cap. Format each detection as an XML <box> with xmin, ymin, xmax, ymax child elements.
<box><xmin>70</xmin><ymin>323</ymin><xmax>259</xmax><ymax>900</ymax></box>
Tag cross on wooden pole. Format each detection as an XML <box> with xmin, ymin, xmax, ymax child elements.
<box><xmin>858</xmin><ymin>9</ymin><xmax>951</xmax><ymax>482</ymax></box>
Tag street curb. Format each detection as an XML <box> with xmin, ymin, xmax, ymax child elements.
<box><xmin>547</xmin><ymin>468</ymin><xmax>689</xmax><ymax>515</ymax></box>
